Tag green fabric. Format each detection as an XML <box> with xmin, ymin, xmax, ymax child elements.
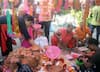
<box><xmin>89</xmin><ymin>6</ymin><xmax>100</xmax><ymax>26</ymax></box>
<box><xmin>6</xmin><ymin>10</ymin><xmax>12</xmax><ymax>34</ymax></box>
<box><xmin>76</xmin><ymin>59</ymin><xmax>84</xmax><ymax>66</ymax></box>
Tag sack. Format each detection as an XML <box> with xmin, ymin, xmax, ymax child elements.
<box><xmin>17</xmin><ymin>62</ymin><xmax>32</xmax><ymax>72</ymax></box>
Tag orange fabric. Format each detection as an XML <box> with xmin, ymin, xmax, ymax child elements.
<box><xmin>29</xmin><ymin>5</ymin><xmax>33</xmax><ymax>16</ymax></box>
<box><xmin>39</xmin><ymin>0</ymin><xmax>54</xmax><ymax>22</ymax></box>
<box><xmin>75</xmin><ymin>26</ymin><xmax>91</xmax><ymax>41</ymax></box>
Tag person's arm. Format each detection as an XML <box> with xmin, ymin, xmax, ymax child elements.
<box><xmin>85</xmin><ymin>51</ymin><xmax>95</xmax><ymax>57</ymax></box>
<box><xmin>28</xmin><ymin>39</ymin><xmax>36</xmax><ymax>46</ymax></box>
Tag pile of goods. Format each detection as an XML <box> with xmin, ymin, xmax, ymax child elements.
<box><xmin>0</xmin><ymin>46</ymin><xmax>77</xmax><ymax>72</ymax></box>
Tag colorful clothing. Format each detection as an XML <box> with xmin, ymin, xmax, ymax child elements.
<box><xmin>0</xmin><ymin>24</ymin><xmax>13</xmax><ymax>56</ymax></box>
<box><xmin>34</xmin><ymin>36</ymin><xmax>48</xmax><ymax>48</ymax></box>
<box><xmin>75</xmin><ymin>26</ymin><xmax>91</xmax><ymax>41</ymax></box>
<box><xmin>21</xmin><ymin>26</ymin><xmax>33</xmax><ymax>48</ymax></box>
<box><xmin>39</xmin><ymin>0</ymin><xmax>54</xmax><ymax>22</ymax></box>
<box><xmin>0</xmin><ymin>16</ymin><xmax>32</xmax><ymax>49</ymax></box>
<box><xmin>51</xmin><ymin>28</ymin><xmax>76</xmax><ymax>48</ymax></box>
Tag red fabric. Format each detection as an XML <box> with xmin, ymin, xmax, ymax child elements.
<box><xmin>0</xmin><ymin>24</ymin><xmax>7</xmax><ymax>53</ymax></box>
<box><xmin>51</xmin><ymin>28</ymin><xmax>76</xmax><ymax>48</ymax></box>
<box><xmin>51</xmin><ymin>34</ymin><xmax>58</xmax><ymax>46</ymax></box>
<box><xmin>55</xmin><ymin>0</ymin><xmax>63</xmax><ymax>12</ymax></box>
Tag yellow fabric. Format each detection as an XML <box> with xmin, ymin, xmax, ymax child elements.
<box><xmin>12</xmin><ymin>8</ymin><xmax>20</xmax><ymax>34</ymax></box>
<box><xmin>90</xmin><ymin>6</ymin><xmax>100</xmax><ymax>26</ymax></box>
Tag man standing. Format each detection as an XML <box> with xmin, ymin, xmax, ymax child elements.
<box><xmin>39</xmin><ymin>0</ymin><xmax>54</xmax><ymax>41</ymax></box>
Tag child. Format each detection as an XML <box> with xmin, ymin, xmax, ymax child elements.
<box><xmin>34</xmin><ymin>29</ymin><xmax>48</xmax><ymax>53</ymax></box>
<box><xmin>21</xmin><ymin>14</ymin><xmax>34</xmax><ymax>48</ymax></box>
<box><xmin>51</xmin><ymin>24</ymin><xmax>76</xmax><ymax>53</ymax></box>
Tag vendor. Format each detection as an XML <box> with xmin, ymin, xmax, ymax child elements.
<box><xmin>51</xmin><ymin>24</ymin><xmax>76</xmax><ymax>50</ymax></box>
<box><xmin>80</xmin><ymin>38</ymin><xmax>100</xmax><ymax>72</ymax></box>
<box><xmin>85</xmin><ymin>38</ymin><xmax>99</xmax><ymax>57</ymax></box>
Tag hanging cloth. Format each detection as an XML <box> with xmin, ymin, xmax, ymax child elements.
<box><xmin>24</xmin><ymin>0</ymin><xmax>29</xmax><ymax>14</ymax></box>
<box><xmin>3</xmin><ymin>0</ymin><xmax>8</xmax><ymax>15</ymax></box>
<box><xmin>12</xmin><ymin>4</ymin><xmax>20</xmax><ymax>34</ymax></box>
<box><xmin>55</xmin><ymin>0</ymin><xmax>63</xmax><ymax>13</ymax></box>
<box><xmin>64</xmin><ymin>0</ymin><xmax>69</xmax><ymax>10</ymax></box>
<box><xmin>6</xmin><ymin>10</ymin><xmax>13</xmax><ymax>34</ymax></box>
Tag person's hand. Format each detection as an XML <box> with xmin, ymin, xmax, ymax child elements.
<box><xmin>55</xmin><ymin>32</ymin><xmax>61</xmax><ymax>40</ymax></box>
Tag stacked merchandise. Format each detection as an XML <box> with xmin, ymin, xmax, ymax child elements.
<box><xmin>1</xmin><ymin>46</ymin><xmax>78</xmax><ymax>72</ymax></box>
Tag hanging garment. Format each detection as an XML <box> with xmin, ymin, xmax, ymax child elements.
<box><xmin>0</xmin><ymin>24</ymin><xmax>13</xmax><ymax>56</ymax></box>
<box><xmin>64</xmin><ymin>0</ymin><xmax>69</xmax><ymax>10</ymax></box>
<box><xmin>55</xmin><ymin>0</ymin><xmax>63</xmax><ymax>13</ymax></box>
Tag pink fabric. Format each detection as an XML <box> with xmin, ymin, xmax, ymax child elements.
<box><xmin>55</xmin><ymin>0</ymin><xmax>63</xmax><ymax>12</ymax></box>
<box><xmin>21</xmin><ymin>26</ymin><xmax>33</xmax><ymax>48</ymax></box>
<box><xmin>23</xmin><ymin>0</ymin><xmax>30</xmax><ymax>14</ymax></box>
<box><xmin>21</xmin><ymin>39</ymin><xmax>32</xmax><ymax>48</ymax></box>
<box><xmin>46</xmin><ymin>46</ymin><xmax>61</xmax><ymax>59</ymax></box>
<box><xmin>3</xmin><ymin>0</ymin><xmax>8</xmax><ymax>15</ymax></box>
<box><xmin>64</xmin><ymin>0</ymin><xmax>68</xmax><ymax>10</ymax></box>
<box><xmin>32</xmin><ymin>24</ymin><xmax>41</xmax><ymax>30</ymax></box>
<box><xmin>28</xmin><ymin>26</ymin><xmax>33</xmax><ymax>39</ymax></box>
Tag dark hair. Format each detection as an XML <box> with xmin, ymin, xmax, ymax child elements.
<box><xmin>88</xmin><ymin>38</ymin><xmax>99</xmax><ymax>46</ymax></box>
<box><xmin>67</xmin><ymin>24</ymin><xmax>74</xmax><ymax>28</ymax></box>
<box><xmin>23</xmin><ymin>14</ymin><xmax>34</xmax><ymax>22</ymax></box>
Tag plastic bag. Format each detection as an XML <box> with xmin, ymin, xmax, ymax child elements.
<box><xmin>16</xmin><ymin>62</ymin><xmax>32</xmax><ymax>72</ymax></box>
<box><xmin>50</xmin><ymin>22</ymin><xmax>56</xmax><ymax>32</ymax></box>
